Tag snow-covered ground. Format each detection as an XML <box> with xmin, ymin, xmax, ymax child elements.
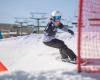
<box><xmin>0</xmin><ymin>32</ymin><xmax>100</xmax><ymax>80</ymax></box>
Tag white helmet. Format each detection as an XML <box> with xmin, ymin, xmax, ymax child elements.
<box><xmin>51</xmin><ymin>10</ymin><xmax>61</xmax><ymax>17</ymax></box>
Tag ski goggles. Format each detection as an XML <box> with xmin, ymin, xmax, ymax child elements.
<box><xmin>54</xmin><ymin>16</ymin><xmax>61</xmax><ymax>20</ymax></box>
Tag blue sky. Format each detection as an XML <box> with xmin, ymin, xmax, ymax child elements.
<box><xmin>0</xmin><ymin>0</ymin><xmax>78</xmax><ymax>24</ymax></box>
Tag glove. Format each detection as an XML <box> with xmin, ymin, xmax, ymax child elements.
<box><xmin>68</xmin><ymin>29</ymin><xmax>74</xmax><ymax>35</ymax></box>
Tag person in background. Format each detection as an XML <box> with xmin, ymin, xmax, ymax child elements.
<box><xmin>0</xmin><ymin>30</ymin><xmax>3</xmax><ymax>39</ymax></box>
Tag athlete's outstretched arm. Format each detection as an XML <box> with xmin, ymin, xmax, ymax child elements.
<box><xmin>61</xmin><ymin>26</ymin><xmax>74</xmax><ymax>35</ymax></box>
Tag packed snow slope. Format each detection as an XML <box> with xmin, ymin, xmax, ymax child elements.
<box><xmin>0</xmin><ymin>32</ymin><xmax>100</xmax><ymax>80</ymax></box>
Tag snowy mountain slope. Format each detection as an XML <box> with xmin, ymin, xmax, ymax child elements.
<box><xmin>0</xmin><ymin>32</ymin><xmax>100</xmax><ymax>80</ymax></box>
<box><xmin>0</xmin><ymin>33</ymin><xmax>76</xmax><ymax>70</ymax></box>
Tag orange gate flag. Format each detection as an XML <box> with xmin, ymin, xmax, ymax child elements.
<box><xmin>0</xmin><ymin>61</ymin><xmax>7</xmax><ymax>72</ymax></box>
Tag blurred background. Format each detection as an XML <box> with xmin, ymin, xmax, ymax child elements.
<box><xmin>0</xmin><ymin>0</ymin><xmax>78</xmax><ymax>38</ymax></box>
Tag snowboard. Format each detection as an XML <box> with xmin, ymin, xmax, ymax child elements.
<box><xmin>56</xmin><ymin>56</ymin><xmax>88</xmax><ymax>65</ymax></box>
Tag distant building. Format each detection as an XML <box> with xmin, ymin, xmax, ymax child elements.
<box><xmin>0</xmin><ymin>23</ymin><xmax>73</xmax><ymax>38</ymax></box>
<box><xmin>0</xmin><ymin>23</ymin><xmax>33</xmax><ymax>38</ymax></box>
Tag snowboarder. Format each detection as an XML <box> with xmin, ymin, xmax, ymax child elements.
<box><xmin>43</xmin><ymin>10</ymin><xmax>77</xmax><ymax>63</ymax></box>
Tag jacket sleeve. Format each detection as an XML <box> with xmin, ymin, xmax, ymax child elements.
<box><xmin>44</xmin><ymin>22</ymin><xmax>52</xmax><ymax>31</ymax></box>
<box><xmin>60</xmin><ymin>24</ymin><xmax>74</xmax><ymax>35</ymax></box>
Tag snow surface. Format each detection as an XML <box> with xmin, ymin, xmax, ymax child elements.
<box><xmin>0</xmin><ymin>32</ymin><xmax>100</xmax><ymax>80</ymax></box>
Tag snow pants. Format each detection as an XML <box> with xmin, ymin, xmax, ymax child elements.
<box><xmin>43</xmin><ymin>39</ymin><xmax>76</xmax><ymax>60</ymax></box>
